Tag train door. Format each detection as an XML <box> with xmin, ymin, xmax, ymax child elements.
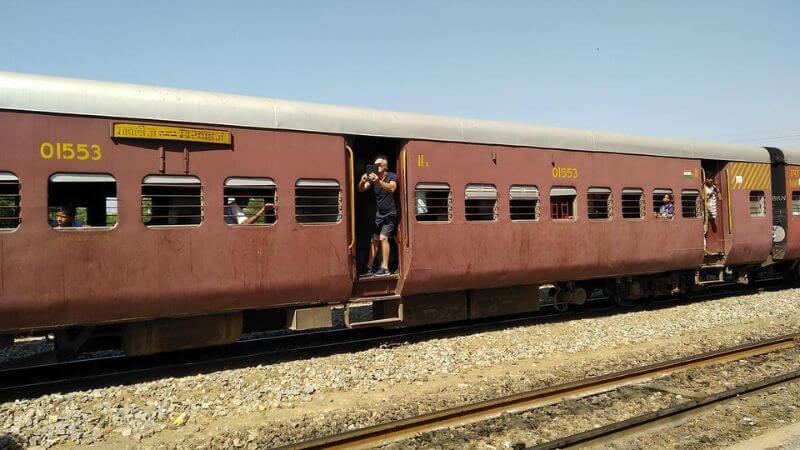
<box><xmin>702</xmin><ymin>160</ymin><xmax>727</xmax><ymax>257</ymax></box>
<box><xmin>348</xmin><ymin>136</ymin><xmax>405</xmax><ymax>298</ymax></box>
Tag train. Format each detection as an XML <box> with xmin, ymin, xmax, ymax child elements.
<box><xmin>0</xmin><ymin>71</ymin><xmax>798</xmax><ymax>358</ymax></box>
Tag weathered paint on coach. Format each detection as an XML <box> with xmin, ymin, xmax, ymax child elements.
<box><xmin>719</xmin><ymin>162</ymin><xmax>773</xmax><ymax>266</ymax></box>
<box><xmin>398</xmin><ymin>141</ymin><xmax>707</xmax><ymax>296</ymax></box>
<box><xmin>0</xmin><ymin>111</ymin><xmax>352</xmax><ymax>333</ymax></box>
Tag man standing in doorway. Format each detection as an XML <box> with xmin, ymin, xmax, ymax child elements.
<box><xmin>358</xmin><ymin>155</ymin><xmax>398</xmax><ymax>277</ymax></box>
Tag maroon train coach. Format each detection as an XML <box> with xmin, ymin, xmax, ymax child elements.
<box><xmin>0</xmin><ymin>72</ymin><xmax>798</xmax><ymax>357</ymax></box>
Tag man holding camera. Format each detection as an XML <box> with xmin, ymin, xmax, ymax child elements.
<box><xmin>358</xmin><ymin>155</ymin><xmax>398</xmax><ymax>277</ymax></box>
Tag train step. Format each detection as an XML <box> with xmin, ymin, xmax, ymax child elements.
<box><xmin>353</xmin><ymin>274</ymin><xmax>398</xmax><ymax>298</ymax></box>
<box><xmin>345</xmin><ymin>294</ymin><xmax>403</xmax><ymax>328</ymax></box>
<box><xmin>695</xmin><ymin>267</ymin><xmax>726</xmax><ymax>285</ymax></box>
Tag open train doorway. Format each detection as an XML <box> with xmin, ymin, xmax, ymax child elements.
<box><xmin>702</xmin><ymin>160</ymin><xmax>726</xmax><ymax>257</ymax></box>
<box><xmin>349</xmin><ymin>136</ymin><xmax>405</xmax><ymax>289</ymax></box>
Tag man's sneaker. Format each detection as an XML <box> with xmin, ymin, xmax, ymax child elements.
<box><xmin>359</xmin><ymin>268</ymin><xmax>374</xmax><ymax>277</ymax></box>
<box><xmin>374</xmin><ymin>268</ymin><xmax>390</xmax><ymax>277</ymax></box>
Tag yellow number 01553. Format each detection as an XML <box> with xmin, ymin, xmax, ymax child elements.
<box><xmin>40</xmin><ymin>142</ymin><xmax>102</xmax><ymax>161</ymax></box>
<box><xmin>552</xmin><ymin>167</ymin><xmax>578</xmax><ymax>178</ymax></box>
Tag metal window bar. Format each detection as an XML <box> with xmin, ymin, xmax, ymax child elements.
<box><xmin>551</xmin><ymin>196</ymin><xmax>575</xmax><ymax>220</ymax></box>
<box><xmin>415</xmin><ymin>185</ymin><xmax>451</xmax><ymax>222</ymax></box>
<box><xmin>465</xmin><ymin>184</ymin><xmax>497</xmax><ymax>221</ymax></box>
<box><xmin>681</xmin><ymin>190</ymin><xmax>700</xmax><ymax>218</ymax></box>
<box><xmin>587</xmin><ymin>188</ymin><xmax>611</xmax><ymax>220</ymax></box>
<box><xmin>294</xmin><ymin>183</ymin><xmax>341</xmax><ymax>224</ymax></box>
<box><xmin>621</xmin><ymin>189</ymin><xmax>643</xmax><ymax>219</ymax></box>
<box><xmin>223</xmin><ymin>185</ymin><xmax>277</xmax><ymax>226</ymax></box>
<box><xmin>0</xmin><ymin>179</ymin><xmax>21</xmax><ymax>229</ymax></box>
<box><xmin>652</xmin><ymin>189</ymin><xmax>673</xmax><ymax>215</ymax></box>
<box><xmin>141</xmin><ymin>183</ymin><xmax>203</xmax><ymax>226</ymax></box>
<box><xmin>465</xmin><ymin>199</ymin><xmax>497</xmax><ymax>221</ymax></box>
<box><xmin>793</xmin><ymin>192</ymin><xmax>800</xmax><ymax>216</ymax></box>
<box><xmin>510</xmin><ymin>185</ymin><xmax>539</xmax><ymax>221</ymax></box>
<box><xmin>749</xmin><ymin>191</ymin><xmax>766</xmax><ymax>217</ymax></box>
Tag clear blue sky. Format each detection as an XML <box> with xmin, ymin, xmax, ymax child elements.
<box><xmin>1</xmin><ymin>1</ymin><xmax>798</xmax><ymax>146</ymax></box>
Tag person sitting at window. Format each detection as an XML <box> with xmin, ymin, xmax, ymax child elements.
<box><xmin>224</xmin><ymin>197</ymin><xmax>272</xmax><ymax>225</ymax></box>
<box><xmin>49</xmin><ymin>205</ymin><xmax>84</xmax><ymax>227</ymax></box>
<box><xmin>658</xmin><ymin>194</ymin><xmax>675</xmax><ymax>218</ymax></box>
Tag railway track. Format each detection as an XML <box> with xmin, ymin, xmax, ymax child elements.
<box><xmin>0</xmin><ymin>281</ymin><xmax>787</xmax><ymax>402</ymax></box>
<box><xmin>278</xmin><ymin>333</ymin><xmax>800</xmax><ymax>450</ymax></box>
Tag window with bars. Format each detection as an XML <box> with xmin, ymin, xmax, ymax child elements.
<box><xmin>415</xmin><ymin>183</ymin><xmax>451</xmax><ymax>222</ymax></box>
<box><xmin>295</xmin><ymin>179</ymin><xmax>341</xmax><ymax>224</ymax></box>
<box><xmin>224</xmin><ymin>177</ymin><xmax>277</xmax><ymax>225</ymax></box>
<box><xmin>464</xmin><ymin>184</ymin><xmax>497</xmax><ymax>221</ymax></box>
<box><xmin>550</xmin><ymin>187</ymin><xmax>576</xmax><ymax>220</ymax></box>
<box><xmin>653</xmin><ymin>188</ymin><xmax>674</xmax><ymax>218</ymax></box>
<box><xmin>49</xmin><ymin>173</ymin><xmax>118</xmax><ymax>228</ymax></box>
<box><xmin>0</xmin><ymin>172</ymin><xmax>20</xmax><ymax>230</ymax></box>
<box><xmin>621</xmin><ymin>188</ymin><xmax>644</xmax><ymax>219</ymax></box>
<box><xmin>749</xmin><ymin>191</ymin><xmax>766</xmax><ymax>217</ymax></box>
<box><xmin>681</xmin><ymin>189</ymin><xmax>700</xmax><ymax>218</ymax></box>
<box><xmin>141</xmin><ymin>175</ymin><xmax>202</xmax><ymax>227</ymax></box>
<box><xmin>509</xmin><ymin>185</ymin><xmax>539</xmax><ymax>221</ymax></box>
<box><xmin>793</xmin><ymin>191</ymin><xmax>800</xmax><ymax>216</ymax></box>
<box><xmin>587</xmin><ymin>187</ymin><xmax>611</xmax><ymax>220</ymax></box>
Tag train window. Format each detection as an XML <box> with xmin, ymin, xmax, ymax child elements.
<box><xmin>415</xmin><ymin>183</ymin><xmax>451</xmax><ymax>222</ymax></box>
<box><xmin>652</xmin><ymin>188</ymin><xmax>674</xmax><ymax>218</ymax></box>
<box><xmin>587</xmin><ymin>187</ymin><xmax>612</xmax><ymax>220</ymax></box>
<box><xmin>621</xmin><ymin>188</ymin><xmax>644</xmax><ymax>219</ymax></box>
<box><xmin>0</xmin><ymin>173</ymin><xmax>20</xmax><ymax>231</ymax></box>
<box><xmin>465</xmin><ymin>184</ymin><xmax>497</xmax><ymax>222</ymax></box>
<box><xmin>295</xmin><ymin>179</ymin><xmax>342</xmax><ymax>224</ymax></box>
<box><xmin>141</xmin><ymin>175</ymin><xmax>203</xmax><ymax>227</ymax></box>
<box><xmin>793</xmin><ymin>191</ymin><xmax>800</xmax><ymax>216</ymax></box>
<box><xmin>224</xmin><ymin>177</ymin><xmax>277</xmax><ymax>225</ymax></box>
<box><xmin>681</xmin><ymin>189</ymin><xmax>700</xmax><ymax>218</ymax></box>
<box><xmin>749</xmin><ymin>191</ymin><xmax>766</xmax><ymax>217</ymax></box>
<box><xmin>550</xmin><ymin>187</ymin><xmax>577</xmax><ymax>220</ymax></box>
<box><xmin>48</xmin><ymin>173</ymin><xmax>118</xmax><ymax>229</ymax></box>
<box><xmin>509</xmin><ymin>185</ymin><xmax>539</xmax><ymax>221</ymax></box>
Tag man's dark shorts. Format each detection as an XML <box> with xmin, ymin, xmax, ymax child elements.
<box><xmin>373</xmin><ymin>212</ymin><xmax>397</xmax><ymax>240</ymax></box>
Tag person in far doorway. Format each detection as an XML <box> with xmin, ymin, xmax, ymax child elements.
<box><xmin>704</xmin><ymin>176</ymin><xmax>720</xmax><ymax>232</ymax></box>
<box><xmin>225</xmin><ymin>197</ymin><xmax>273</xmax><ymax>225</ymax></box>
<box><xmin>49</xmin><ymin>205</ymin><xmax>84</xmax><ymax>228</ymax></box>
<box><xmin>658</xmin><ymin>194</ymin><xmax>675</xmax><ymax>218</ymax></box>
<box><xmin>358</xmin><ymin>155</ymin><xmax>398</xmax><ymax>277</ymax></box>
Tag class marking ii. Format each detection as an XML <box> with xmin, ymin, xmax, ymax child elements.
<box><xmin>112</xmin><ymin>123</ymin><xmax>231</xmax><ymax>145</ymax></box>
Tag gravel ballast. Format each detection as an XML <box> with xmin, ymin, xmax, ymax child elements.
<box><xmin>2</xmin><ymin>288</ymin><xmax>800</xmax><ymax>449</ymax></box>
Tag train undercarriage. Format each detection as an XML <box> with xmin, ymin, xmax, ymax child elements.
<box><xmin>2</xmin><ymin>261</ymin><xmax>797</xmax><ymax>361</ymax></box>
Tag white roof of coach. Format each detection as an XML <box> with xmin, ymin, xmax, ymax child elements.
<box><xmin>0</xmin><ymin>71</ymin><xmax>769</xmax><ymax>163</ymax></box>
<box><xmin>780</xmin><ymin>148</ymin><xmax>800</xmax><ymax>165</ymax></box>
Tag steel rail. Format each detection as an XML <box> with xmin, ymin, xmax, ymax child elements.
<box><xmin>530</xmin><ymin>366</ymin><xmax>800</xmax><ymax>449</ymax></box>
<box><xmin>279</xmin><ymin>333</ymin><xmax>799</xmax><ymax>450</ymax></box>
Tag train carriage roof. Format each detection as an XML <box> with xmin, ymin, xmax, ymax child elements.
<box><xmin>780</xmin><ymin>148</ymin><xmax>800</xmax><ymax>165</ymax></box>
<box><xmin>0</xmin><ymin>71</ymin><xmax>769</xmax><ymax>163</ymax></box>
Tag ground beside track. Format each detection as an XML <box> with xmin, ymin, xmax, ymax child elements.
<box><xmin>392</xmin><ymin>346</ymin><xmax>800</xmax><ymax>449</ymax></box>
<box><xmin>2</xmin><ymin>288</ymin><xmax>800</xmax><ymax>449</ymax></box>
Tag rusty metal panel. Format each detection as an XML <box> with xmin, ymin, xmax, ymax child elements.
<box><xmin>0</xmin><ymin>110</ymin><xmax>352</xmax><ymax>333</ymax></box>
<box><xmin>122</xmin><ymin>312</ymin><xmax>242</xmax><ymax>356</ymax></box>
<box><xmin>400</xmin><ymin>140</ymin><xmax>706</xmax><ymax>295</ymax></box>
<box><xmin>469</xmin><ymin>285</ymin><xmax>540</xmax><ymax>319</ymax></box>
<box><xmin>287</xmin><ymin>306</ymin><xmax>333</xmax><ymax>331</ymax></box>
<box><xmin>401</xmin><ymin>291</ymin><xmax>468</xmax><ymax>327</ymax></box>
